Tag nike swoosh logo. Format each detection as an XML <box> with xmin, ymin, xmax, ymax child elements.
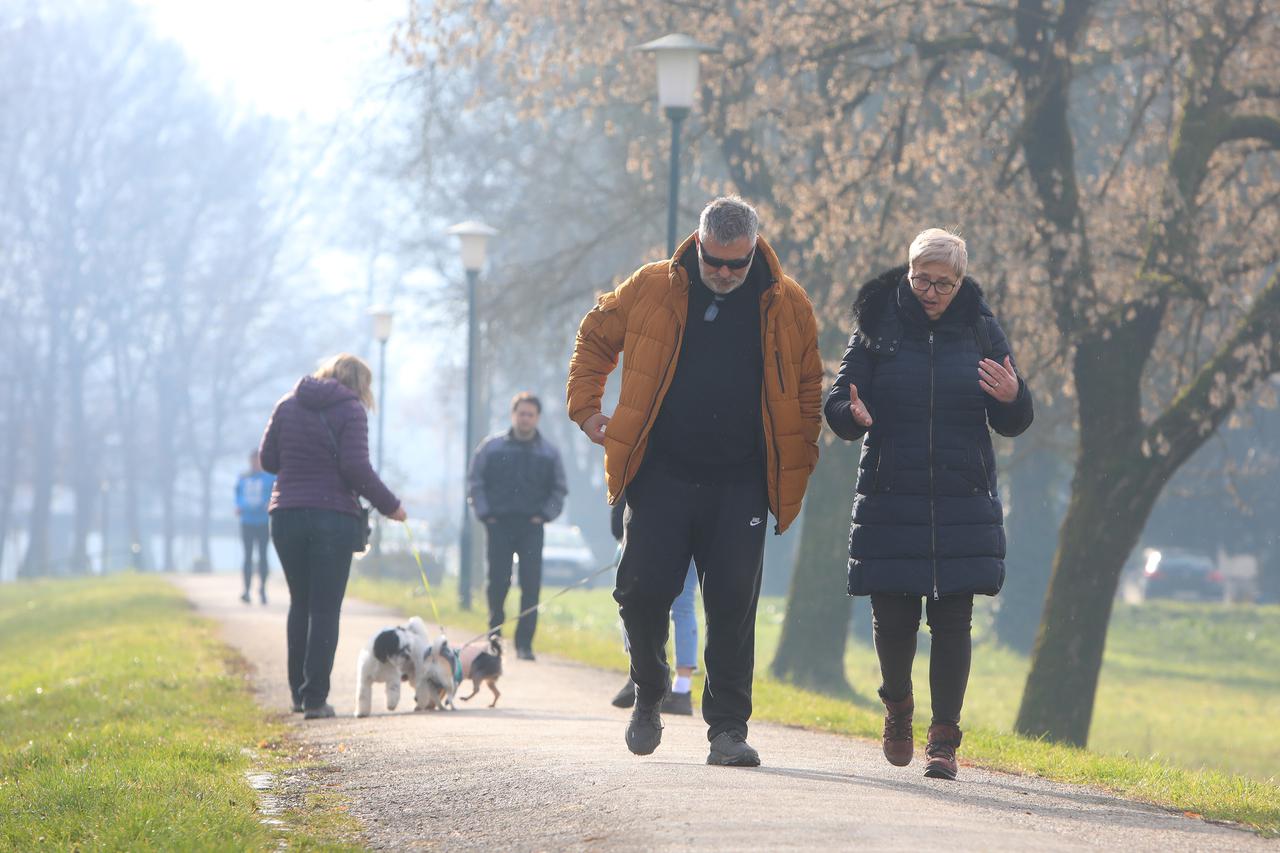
<box><xmin>749</xmin><ymin>518</ymin><xmax>762</xmax><ymax>527</ymax></box>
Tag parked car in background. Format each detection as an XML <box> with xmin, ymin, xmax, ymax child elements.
<box><xmin>536</xmin><ymin>523</ymin><xmax>601</xmax><ymax>588</ymax></box>
<box><xmin>1135</xmin><ymin>548</ymin><xmax>1225</xmax><ymax>603</ymax></box>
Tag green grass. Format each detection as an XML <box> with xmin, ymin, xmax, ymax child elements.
<box><xmin>351</xmin><ymin>573</ymin><xmax>1280</xmax><ymax>836</ymax></box>
<box><xmin>0</xmin><ymin>574</ymin><xmax>361</xmax><ymax>851</ymax></box>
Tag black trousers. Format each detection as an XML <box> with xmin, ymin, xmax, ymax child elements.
<box><xmin>241</xmin><ymin>523</ymin><xmax>270</xmax><ymax>592</ymax></box>
<box><xmin>615</xmin><ymin>461</ymin><xmax>767</xmax><ymax>740</ymax></box>
<box><xmin>271</xmin><ymin>508</ymin><xmax>357</xmax><ymax>710</ymax></box>
<box><xmin>870</xmin><ymin>593</ymin><xmax>974</xmax><ymax>726</ymax></box>
<box><xmin>484</xmin><ymin>516</ymin><xmax>544</xmax><ymax>652</ymax></box>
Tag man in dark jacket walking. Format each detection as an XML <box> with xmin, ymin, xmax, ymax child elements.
<box><xmin>468</xmin><ymin>392</ymin><xmax>567</xmax><ymax>661</ymax></box>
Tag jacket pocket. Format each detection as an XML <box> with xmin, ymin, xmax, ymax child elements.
<box><xmin>872</xmin><ymin>437</ymin><xmax>892</xmax><ymax>492</ymax></box>
<box><xmin>975</xmin><ymin>445</ymin><xmax>994</xmax><ymax>496</ymax></box>
<box><xmin>774</xmin><ymin>351</ymin><xmax>786</xmax><ymax>394</ymax></box>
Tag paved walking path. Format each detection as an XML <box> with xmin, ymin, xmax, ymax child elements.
<box><xmin>176</xmin><ymin>573</ymin><xmax>1274</xmax><ymax>851</ymax></box>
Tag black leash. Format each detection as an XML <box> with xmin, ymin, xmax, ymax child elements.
<box><xmin>454</xmin><ymin>558</ymin><xmax>619</xmax><ymax>651</ymax></box>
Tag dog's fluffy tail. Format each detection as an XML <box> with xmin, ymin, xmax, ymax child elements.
<box><xmin>406</xmin><ymin>616</ymin><xmax>429</xmax><ymax>637</ymax></box>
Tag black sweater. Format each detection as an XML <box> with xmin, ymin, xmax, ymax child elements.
<box><xmin>646</xmin><ymin>248</ymin><xmax>766</xmax><ymax>481</ymax></box>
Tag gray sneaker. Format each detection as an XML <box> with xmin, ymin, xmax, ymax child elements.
<box><xmin>660</xmin><ymin>690</ymin><xmax>693</xmax><ymax>716</ymax></box>
<box><xmin>611</xmin><ymin>678</ymin><xmax>637</xmax><ymax>709</ymax></box>
<box><xmin>707</xmin><ymin>731</ymin><xmax>761</xmax><ymax>767</ymax></box>
<box><xmin>303</xmin><ymin>703</ymin><xmax>336</xmax><ymax>720</ymax></box>
<box><xmin>625</xmin><ymin>702</ymin><xmax>663</xmax><ymax>756</ymax></box>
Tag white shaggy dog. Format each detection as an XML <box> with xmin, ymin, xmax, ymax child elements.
<box><xmin>354</xmin><ymin>616</ymin><xmax>433</xmax><ymax>717</ymax></box>
<box><xmin>417</xmin><ymin>635</ymin><xmax>460</xmax><ymax>711</ymax></box>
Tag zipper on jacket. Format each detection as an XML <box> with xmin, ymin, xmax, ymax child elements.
<box><xmin>929</xmin><ymin>330</ymin><xmax>939</xmax><ymax>601</ymax></box>
<box><xmin>620</xmin><ymin>321</ymin><xmax>682</xmax><ymax>491</ymax></box>
<box><xmin>774</xmin><ymin>351</ymin><xmax>786</xmax><ymax>394</ymax></box>
<box><xmin>761</xmin><ymin>284</ymin><xmax>782</xmax><ymax>533</ymax></box>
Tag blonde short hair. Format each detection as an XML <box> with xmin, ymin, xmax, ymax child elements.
<box><xmin>313</xmin><ymin>353</ymin><xmax>375</xmax><ymax>410</ymax></box>
<box><xmin>908</xmin><ymin>228</ymin><xmax>968</xmax><ymax>281</ymax></box>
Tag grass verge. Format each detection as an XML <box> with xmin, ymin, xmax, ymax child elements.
<box><xmin>350</xmin><ymin>573</ymin><xmax>1280</xmax><ymax>837</ymax></box>
<box><xmin>0</xmin><ymin>574</ymin><xmax>362</xmax><ymax>851</ymax></box>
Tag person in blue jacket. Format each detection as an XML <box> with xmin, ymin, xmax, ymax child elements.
<box><xmin>236</xmin><ymin>450</ymin><xmax>276</xmax><ymax>604</ymax></box>
<box><xmin>825</xmin><ymin>228</ymin><xmax>1034</xmax><ymax>781</ymax></box>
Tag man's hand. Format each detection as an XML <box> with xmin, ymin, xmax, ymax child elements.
<box><xmin>388</xmin><ymin>505</ymin><xmax>408</xmax><ymax>522</ymax></box>
<box><xmin>979</xmin><ymin>356</ymin><xmax>1019</xmax><ymax>404</ymax></box>
<box><xmin>848</xmin><ymin>384</ymin><xmax>873</xmax><ymax>428</ymax></box>
<box><xmin>530</xmin><ymin>516</ymin><xmax>545</xmax><ymax>525</ymax></box>
<box><xmin>482</xmin><ymin>515</ymin><xmax>496</xmax><ymax>524</ymax></box>
<box><xmin>582</xmin><ymin>412</ymin><xmax>610</xmax><ymax>446</ymax></box>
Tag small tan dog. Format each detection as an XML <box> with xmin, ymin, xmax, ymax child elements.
<box><xmin>458</xmin><ymin>636</ymin><xmax>503</xmax><ymax>707</ymax></box>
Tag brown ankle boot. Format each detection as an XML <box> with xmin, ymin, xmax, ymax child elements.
<box><xmin>880</xmin><ymin>694</ymin><xmax>914</xmax><ymax>767</ymax></box>
<box><xmin>924</xmin><ymin>723</ymin><xmax>962</xmax><ymax>780</ymax></box>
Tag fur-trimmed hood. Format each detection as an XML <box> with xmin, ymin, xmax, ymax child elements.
<box><xmin>852</xmin><ymin>264</ymin><xmax>992</xmax><ymax>337</ymax></box>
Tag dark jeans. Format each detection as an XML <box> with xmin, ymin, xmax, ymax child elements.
<box><xmin>484</xmin><ymin>516</ymin><xmax>544</xmax><ymax>652</ymax></box>
<box><xmin>614</xmin><ymin>461</ymin><xmax>767</xmax><ymax>741</ymax></box>
<box><xmin>870</xmin><ymin>593</ymin><xmax>974</xmax><ymax>726</ymax></box>
<box><xmin>271</xmin><ymin>508</ymin><xmax>358</xmax><ymax>710</ymax></box>
<box><xmin>241</xmin><ymin>523</ymin><xmax>270</xmax><ymax>593</ymax></box>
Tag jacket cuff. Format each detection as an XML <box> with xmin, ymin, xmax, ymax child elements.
<box><xmin>570</xmin><ymin>407</ymin><xmax>600</xmax><ymax>429</ymax></box>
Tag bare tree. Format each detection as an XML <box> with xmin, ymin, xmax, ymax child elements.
<box><xmin>0</xmin><ymin>3</ymin><xmax>323</xmax><ymax>576</ymax></box>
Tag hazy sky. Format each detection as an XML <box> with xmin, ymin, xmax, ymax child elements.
<box><xmin>135</xmin><ymin>0</ymin><xmax>468</xmax><ymax>538</ymax></box>
<box><xmin>137</xmin><ymin>0</ymin><xmax>404</xmax><ymax>121</ymax></box>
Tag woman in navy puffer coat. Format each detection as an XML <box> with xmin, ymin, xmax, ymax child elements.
<box><xmin>825</xmin><ymin>229</ymin><xmax>1033</xmax><ymax>781</ymax></box>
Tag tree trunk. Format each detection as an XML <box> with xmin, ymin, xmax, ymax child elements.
<box><xmin>197</xmin><ymin>462</ymin><xmax>213</xmax><ymax>571</ymax></box>
<box><xmin>770</xmin><ymin>443</ymin><xmax>858</xmax><ymax>691</ymax></box>
<box><xmin>19</xmin><ymin>323</ymin><xmax>61</xmax><ymax>579</ymax></box>
<box><xmin>0</xmin><ymin>379</ymin><xmax>21</xmax><ymax>574</ymax></box>
<box><xmin>1014</xmin><ymin>451</ymin><xmax>1161</xmax><ymax>745</ymax></box>
<box><xmin>994</xmin><ymin>441</ymin><xmax>1067</xmax><ymax>653</ymax></box>
<box><xmin>111</xmin><ymin>348</ymin><xmax>149</xmax><ymax>571</ymax></box>
<box><xmin>66</xmin><ymin>344</ymin><xmax>95</xmax><ymax>574</ymax></box>
<box><xmin>1260</xmin><ymin>545</ymin><xmax>1280</xmax><ymax>606</ymax></box>
<box><xmin>122</xmin><ymin>451</ymin><xmax>147</xmax><ymax>570</ymax></box>
<box><xmin>848</xmin><ymin>591</ymin><xmax>874</xmax><ymax>647</ymax></box>
<box><xmin>156</xmin><ymin>368</ymin><xmax>178</xmax><ymax>572</ymax></box>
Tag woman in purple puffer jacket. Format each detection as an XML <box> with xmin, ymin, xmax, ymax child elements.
<box><xmin>259</xmin><ymin>353</ymin><xmax>406</xmax><ymax>719</ymax></box>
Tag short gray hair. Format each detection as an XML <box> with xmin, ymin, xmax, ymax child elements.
<box><xmin>699</xmin><ymin>196</ymin><xmax>759</xmax><ymax>245</ymax></box>
<box><xmin>908</xmin><ymin>228</ymin><xmax>967</xmax><ymax>281</ymax></box>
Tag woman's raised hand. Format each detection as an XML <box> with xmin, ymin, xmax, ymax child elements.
<box><xmin>979</xmin><ymin>356</ymin><xmax>1019</xmax><ymax>404</ymax></box>
<box><xmin>388</xmin><ymin>505</ymin><xmax>407</xmax><ymax>522</ymax></box>
<box><xmin>849</xmin><ymin>384</ymin><xmax>873</xmax><ymax>427</ymax></box>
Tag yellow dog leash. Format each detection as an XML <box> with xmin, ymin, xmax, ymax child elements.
<box><xmin>401</xmin><ymin>521</ymin><xmax>444</xmax><ymax>631</ymax></box>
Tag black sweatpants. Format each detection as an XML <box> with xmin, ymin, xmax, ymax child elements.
<box><xmin>484</xmin><ymin>516</ymin><xmax>544</xmax><ymax>652</ymax></box>
<box><xmin>241</xmin><ymin>523</ymin><xmax>270</xmax><ymax>593</ymax></box>
<box><xmin>870</xmin><ymin>593</ymin><xmax>974</xmax><ymax>726</ymax></box>
<box><xmin>271</xmin><ymin>508</ymin><xmax>358</xmax><ymax>710</ymax></box>
<box><xmin>614</xmin><ymin>462</ymin><xmax>767</xmax><ymax>740</ymax></box>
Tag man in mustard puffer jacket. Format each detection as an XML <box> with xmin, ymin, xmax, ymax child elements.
<box><xmin>567</xmin><ymin>196</ymin><xmax>822</xmax><ymax>766</ymax></box>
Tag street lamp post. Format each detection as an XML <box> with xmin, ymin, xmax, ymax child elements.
<box><xmin>368</xmin><ymin>306</ymin><xmax>394</xmax><ymax>556</ymax></box>
<box><xmin>635</xmin><ymin>34</ymin><xmax>719</xmax><ymax>255</ymax></box>
<box><xmin>447</xmin><ymin>219</ymin><xmax>497</xmax><ymax>610</ymax></box>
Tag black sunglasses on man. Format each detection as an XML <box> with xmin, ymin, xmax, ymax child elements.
<box><xmin>697</xmin><ymin>240</ymin><xmax>756</xmax><ymax>270</ymax></box>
